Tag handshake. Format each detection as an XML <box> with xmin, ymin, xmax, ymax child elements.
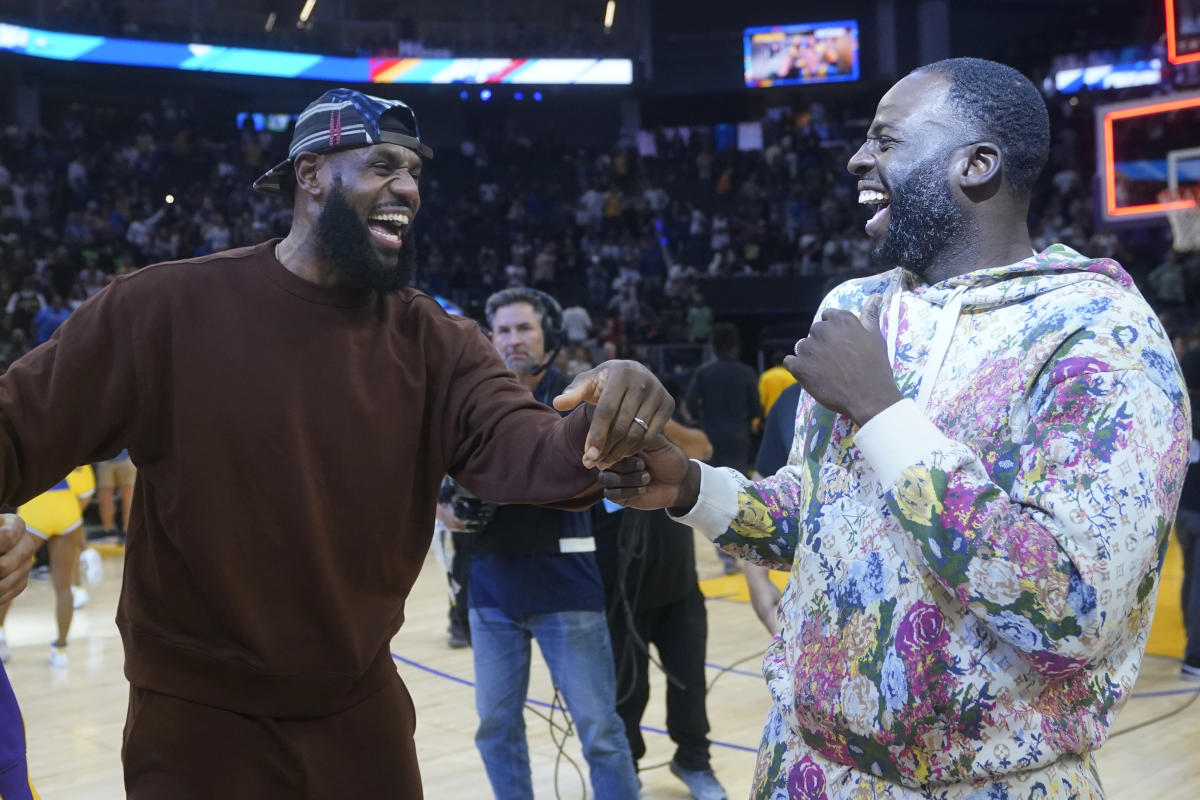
<box><xmin>595</xmin><ymin>434</ymin><xmax>699</xmax><ymax>514</ymax></box>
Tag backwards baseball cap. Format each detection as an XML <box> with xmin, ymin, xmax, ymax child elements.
<box><xmin>252</xmin><ymin>88</ymin><xmax>434</xmax><ymax>195</ymax></box>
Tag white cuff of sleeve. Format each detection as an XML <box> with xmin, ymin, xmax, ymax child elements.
<box><xmin>666</xmin><ymin>460</ymin><xmax>739</xmax><ymax>541</ymax></box>
<box><xmin>855</xmin><ymin>398</ymin><xmax>954</xmax><ymax>487</ymax></box>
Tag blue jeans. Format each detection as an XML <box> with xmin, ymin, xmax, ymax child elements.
<box><xmin>470</xmin><ymin>607</ymin><xmax>639</xmax><ymax>800</ymax></box>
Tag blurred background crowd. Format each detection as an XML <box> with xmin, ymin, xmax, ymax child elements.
<box><xmin>0</xmin><ymin>0</ymin><xmax>1197</xmax><ymax>432</ymax></box>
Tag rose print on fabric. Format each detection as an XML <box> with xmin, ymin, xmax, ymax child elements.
<box><xmin>787</xmin><ymin>755</ymin><xmax>830</xmax><ymax>800</ymax></box>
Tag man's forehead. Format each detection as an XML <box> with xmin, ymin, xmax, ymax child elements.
<box><xmin>494</xmin><ymin>302</ymin><xmax>538</xmax><ymax>321</ymax></box>
<box><xmin>872</xmin><ymin>71</ymin><xmax>951</xmax><ymax>129</ymax></box>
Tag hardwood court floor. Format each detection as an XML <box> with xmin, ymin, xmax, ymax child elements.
<box><xmin>5</xmin><ymin>537</ymin><xmax>1198</xmax><ymax>799</ymax></box>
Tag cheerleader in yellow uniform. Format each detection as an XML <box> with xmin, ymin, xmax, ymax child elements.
<box><xmin>0</xmin><ymin>479</ymin><xmax>84</xmax><ymax>668</ymax></box>
<box><xmin>65</xmin><ymin>466</ymin><xmax>101</xmax><ymax>608</ymax></box>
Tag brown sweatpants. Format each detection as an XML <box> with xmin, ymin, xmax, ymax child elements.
<box><xmin>122</xmin><ymin>672</ymin><xmax>422</xmax><ymax>799</ymax></box>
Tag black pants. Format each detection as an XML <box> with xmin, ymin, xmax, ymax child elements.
<box><xmin>607</xmin><ymin>584</ymin><xmax>711</xmax><ymax>771</ymax></box>
<box><xmin>448</xmin><ymin>530</ymin><xmax>472</xmax><ymax>633</ymax></box>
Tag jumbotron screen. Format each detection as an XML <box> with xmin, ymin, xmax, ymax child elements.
<box><xmin>743</xmin><ymin>21</ymin><xmax>860</xmax><ymax>88</ymax></box>
<box><xmin>1168</xmin><ymin>0</ymin><xmax>1200</xmax><ymax>64</ymax></box>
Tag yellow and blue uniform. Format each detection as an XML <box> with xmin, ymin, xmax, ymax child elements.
<box><xmin>18</xmin><ymin>479</ymin><xmax>82</xmax><ymax>540</ymax></box>
<box><xmin>65</xmin><ymin>465</ymin><xmax>95</xmax><ymax>507</ymax></box>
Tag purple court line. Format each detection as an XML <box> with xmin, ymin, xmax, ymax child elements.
<box><xmin>392</xmin><ymin>653</ymin><xmax>757</xmax><ymax>753</ymax></box>
<box><xmin>705</xmin><ymin>662</ymin><xmax>761</xmax><ymax>679</ymax></box>
<box><xmin>1130</xmin><ymin>686</ymin><xmax>1200</xmax><ymax>699</ymax></box>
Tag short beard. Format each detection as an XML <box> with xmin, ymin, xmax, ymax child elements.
<box><xmin>871</xmin><ymin>150</ymin><xmax>968</xmax><ymax>282</ymax></box>
<box><xmin>504</xmin><ymin>356</ymin><xmax>537</xmax><ymax>375</ymax></box>
<box><xmin>315</xmin><ymin>179</ymin><xmax>414</xmax><ymax>293</ymax></box>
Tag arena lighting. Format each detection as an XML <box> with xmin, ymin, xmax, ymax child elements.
<box><xmin>604</xmin><ymin>1</ymin><xmax>616</xmax><ymax>30</ymax></box>
<box><xmin>1099</xmin><ymin>92</ymin><xmax>1200</xmax><ymax>218</ymax></box>
<box><xmin>264</xmin><ymin>12</ymin><xmax>276</xmax><ymax>33</ymax></box>
<box><xmin>480</xmin><ymin>88</ymin><xmax>492</xmax><ymax>100</ymax></box>
<box><xmin>1166</xmin><ymin>0</ymin><xmax>1200</xmax><ymax>65</ymax></box>
<box><xmin>298</xmin><ymin>0</ymin><xmax>317</xmax><ymax>25</ymax></box>
<box><xmin>165</xmin><ymin>194</ymin><xmax>175</xmax><ymax>204</ymax></box>
<box><xmin>0</xmin><ymin>20</ymin><xmax>633</xmax><ymax>83</ymax></box>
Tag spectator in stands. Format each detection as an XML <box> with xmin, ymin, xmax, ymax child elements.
<box><xmin>562</xmin><ymin>300</ymin><xmax>593</xmax><ymax>349</ymax></box>
<box><xmin>686</xmin><ymin>290</ymin><xmax>713</xmax><ymax>343</ymax></box>
<box><xmin>5</xmin><ymin>277</ymin><xmax>45</xmax><ymax>337</ymax></box>
<box><xmin>31</xmin><ymin>294</ymin><xmax>71</xmax><ymax>346</ymax></box>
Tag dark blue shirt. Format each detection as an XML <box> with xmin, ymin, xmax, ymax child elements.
<box><xmin>469</xmin><ymin>551</ymin><xmax>605</xmax><ymax>615</ymax></box>
<box><xmin>754</xmin><ymin>382</ymin><xmax>803</xmax><ymax>477</ymax></box>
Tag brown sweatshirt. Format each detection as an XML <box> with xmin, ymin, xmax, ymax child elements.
<box><xmin>0</xmin><ymin>240</ymin><xmax>597</xmax><ymax>717</ymax></box>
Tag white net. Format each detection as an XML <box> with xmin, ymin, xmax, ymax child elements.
<box><xmin>1159</xmin><ymin>187</ymin><xmax>1200</xmax><ymax>252</ymax></box>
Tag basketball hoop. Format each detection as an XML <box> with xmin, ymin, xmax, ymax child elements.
<box><xmin>1158</xmin><ymin>186</ymin><xmax>1200</xmax><ymax>252</ymax></box>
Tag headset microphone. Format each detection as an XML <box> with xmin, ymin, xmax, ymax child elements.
<box><xmin>529</xmin><ymin>344</ymin><xmax>562</xmax><ymax>376</ymax></box>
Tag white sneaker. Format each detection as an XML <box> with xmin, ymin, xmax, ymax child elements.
<box><xmin>79</xmin><ymin>547</ymin><xmax>103</xmax><ymax>586</ymax></box>
<box><xmin>49</xmin><ymin>644</ymin><xmax>68</xmax><ymax>669</ymax></box>
<box><xmin>72</xmin><ymin>586</ymin><xmax>89</xmax><ymax>609</ymax></box>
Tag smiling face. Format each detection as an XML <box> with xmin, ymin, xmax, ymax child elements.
<box><xmin>847</xmin><ymin>71</ymin><xmax>972</xmax><ymax>281</ymax></box>
<box><xmin>310</xmin><ymin>142</ymin><xmax>422</xmax><ymax>292</ymax></box>
<box><xmin>490</xmin><ymin>301</ymin><xmax>546</xmax><ymax>375</ymax></box>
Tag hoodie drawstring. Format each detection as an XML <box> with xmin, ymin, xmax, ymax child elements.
<box><xmin>884</xmin><ymin>273</ymin><xmax>902</xmax><ymax>370</ymax></box>
<box><xmin>880</xmin><ymin>277</ymin><xmax>967</xmax><ymax>413</ymax></box>
<box><xmin>917</xmin><ymin>285</ymin><xmax>967</xmax><ymax>411</ymax></box>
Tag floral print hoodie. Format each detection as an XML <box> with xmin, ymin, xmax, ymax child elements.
<box><xmin>675</xmin><ymin>246</ymin><xmax>1191</xmax><ymax>799</ymax></box>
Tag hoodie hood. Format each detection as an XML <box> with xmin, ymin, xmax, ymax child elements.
<box><xmin>904</xmin><ymin>243</ymin><xmax>1137</xmax><ymax>310</ymax></box>
<box><xmin>880</xmin><ymin>245</ymin><xmax>1145</xmax><ymax>412</ymax></box>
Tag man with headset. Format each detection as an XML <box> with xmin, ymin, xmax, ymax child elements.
<box><xmin>459</xmin><ymin>287</ymin><xmax>639</xmax><ymax>799</ymax></box>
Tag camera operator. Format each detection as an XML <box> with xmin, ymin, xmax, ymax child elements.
<box><xmin>465</xmin><ymin>288</ymin><xmax>638</xmax><ymax>800</ymax></box>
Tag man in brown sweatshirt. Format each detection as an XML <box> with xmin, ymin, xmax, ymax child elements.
<box><xmin>0</xmin><ymin>89</ymin><xmax>673</xmax><ymax>799</ymax></box>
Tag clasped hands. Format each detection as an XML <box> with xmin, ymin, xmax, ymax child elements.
<box><xmin>551</xmin><ymin>359</ymin><xmax>675</xmax><ymax>470</ymax></box>
<box><xmin>597</xmin><ymin>296</ymin><xmax>903</xmax><ymax>510</ymax></box>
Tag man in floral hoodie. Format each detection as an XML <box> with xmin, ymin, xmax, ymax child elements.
<box><xmin>600</xmin><ymin>58</ymin><xmax>1192</xmax><ymax>799</ymax></box>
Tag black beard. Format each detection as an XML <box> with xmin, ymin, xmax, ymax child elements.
<box><xmin>315</xmin><ymin>179</ymin><xmax>414</xmax><ymax>293</ymax></box>
<box><xmin>871</xmin><ymin>151</ymin><xmax>967</xmax><ymax>282</ymax></box>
